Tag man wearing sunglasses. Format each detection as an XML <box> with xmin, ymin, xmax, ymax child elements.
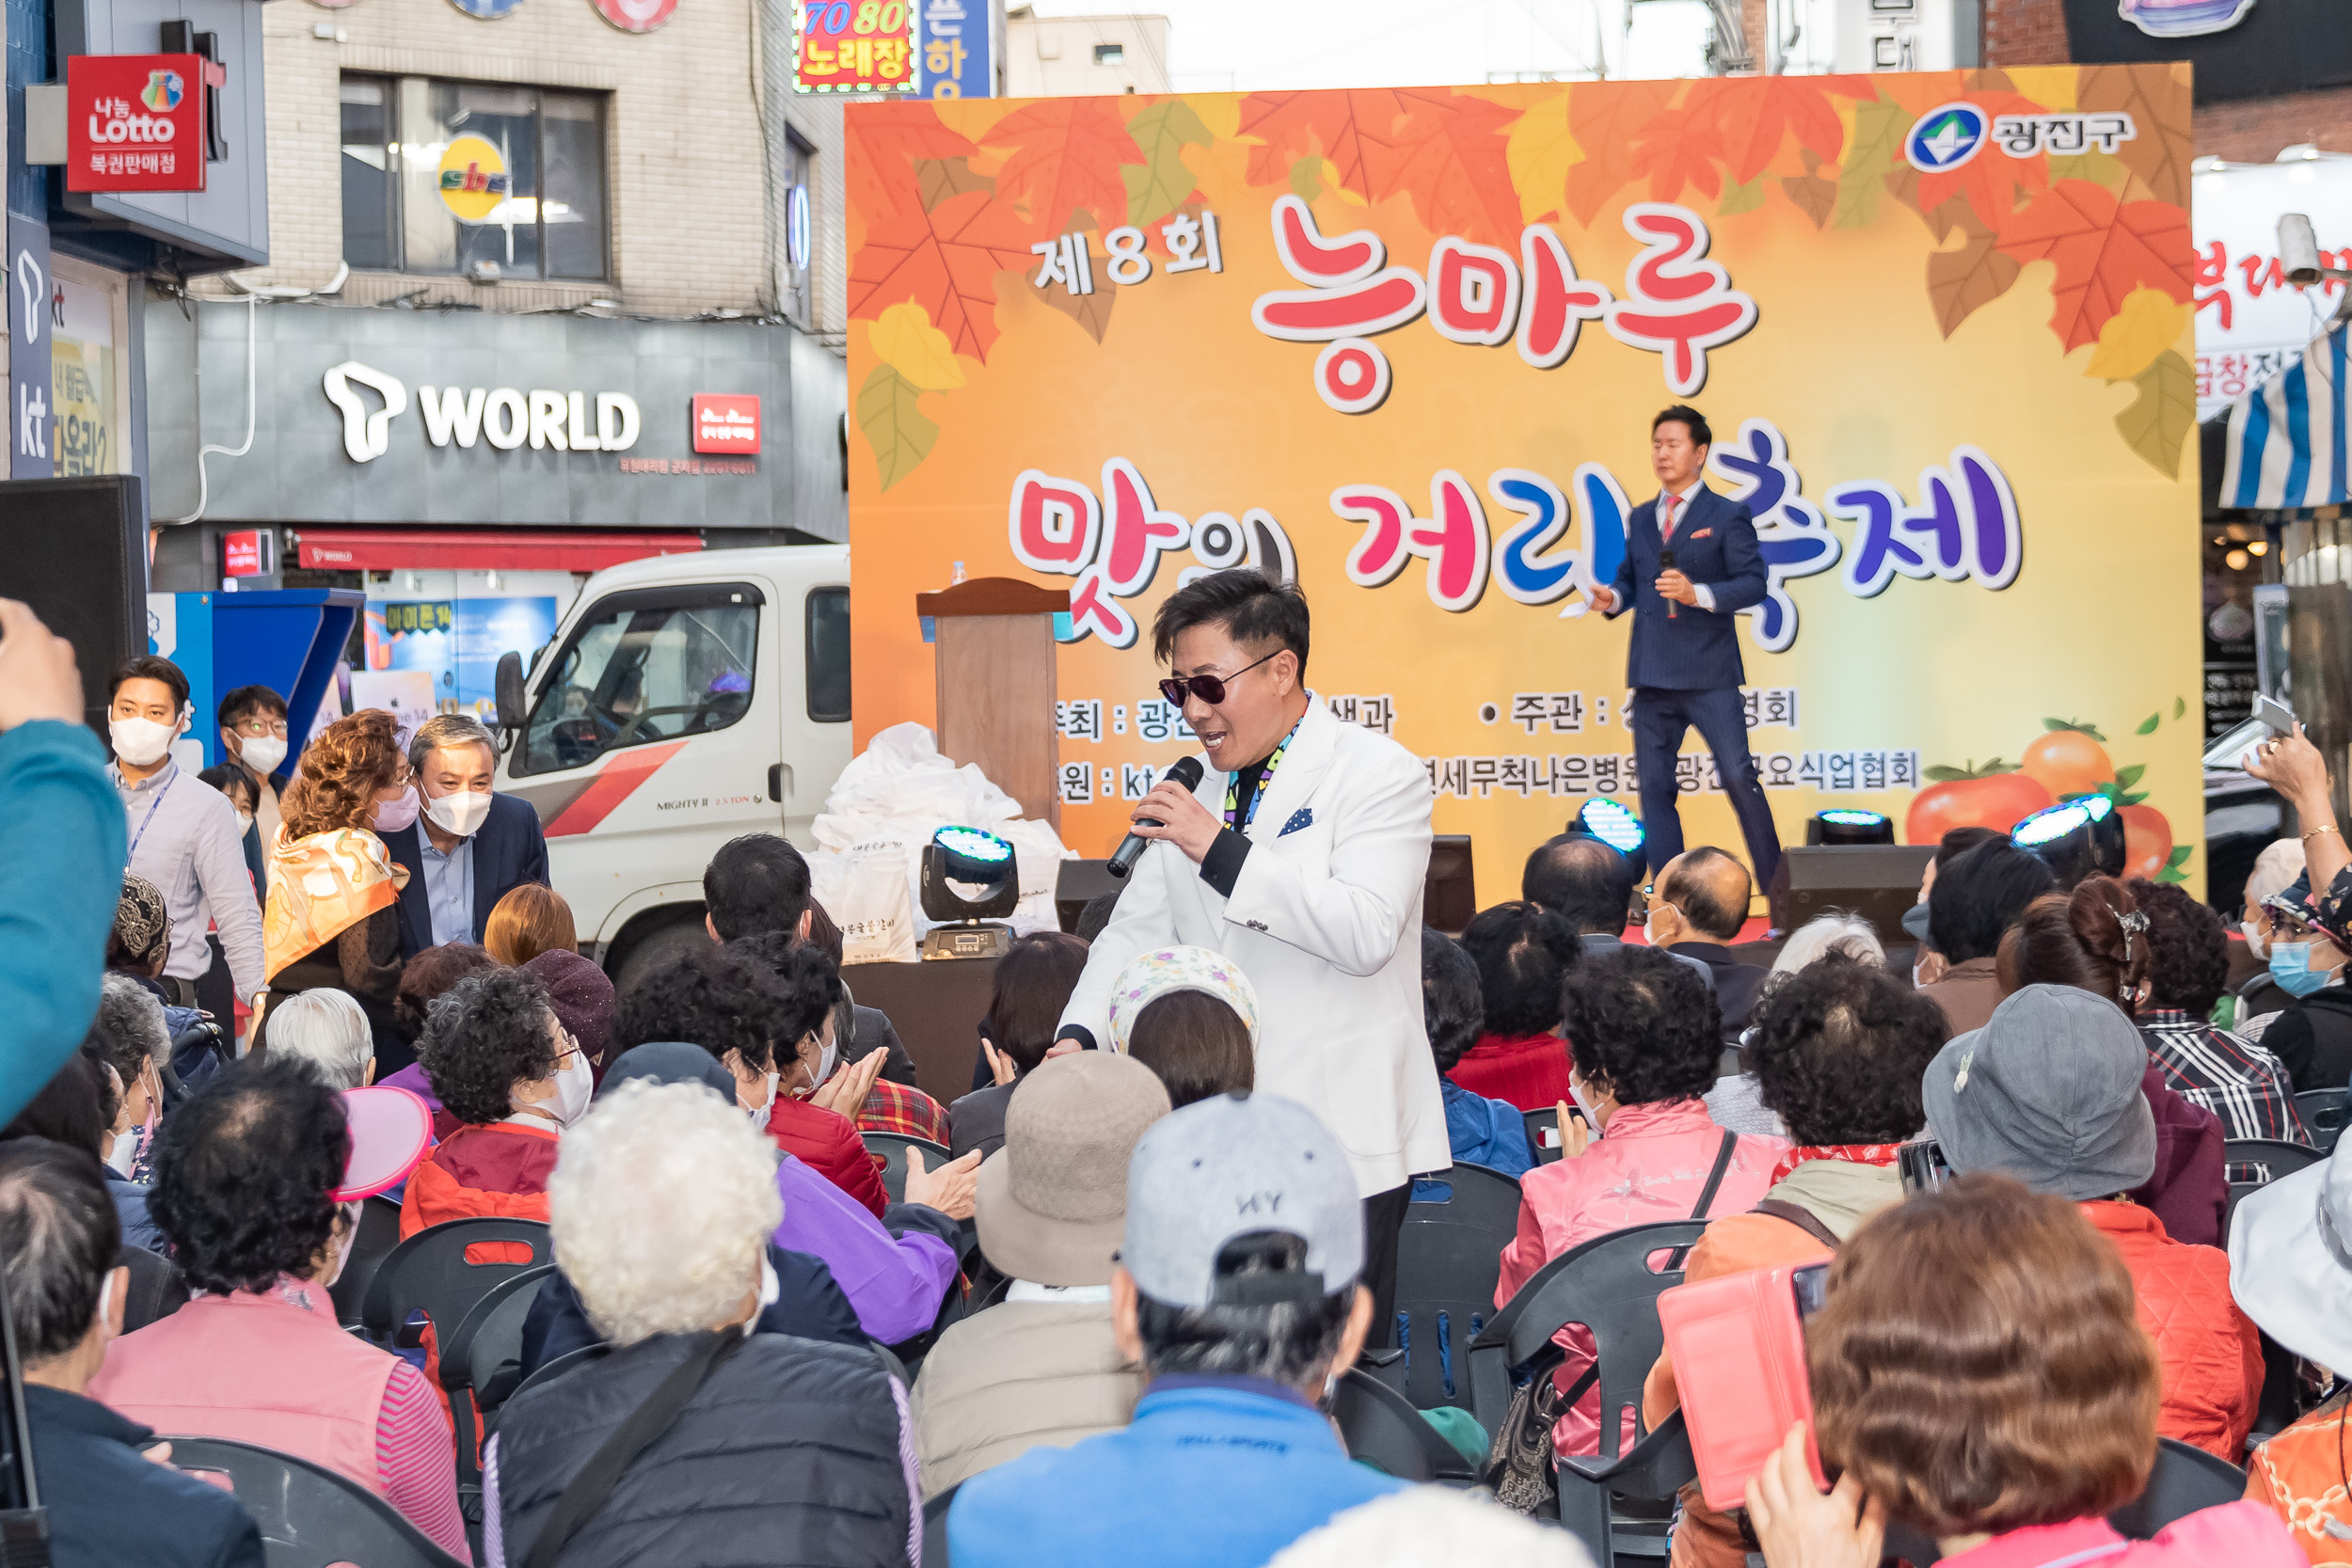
<box><xmin>1054</xmin><ymin>568</ymin><xmax>1448</xmax><ymax>1345</ymax></box>
<box><xmin>1586</xmin><ymin>404</ymin><xmax>1781</xmax><ymax>895</ymax></box>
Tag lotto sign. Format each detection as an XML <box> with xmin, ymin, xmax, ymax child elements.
<box><xmin>847</xmin><ymin>71</ymin><xmax>2205</xmax><ymax>897</ymax></box>
<box><xmin>796</xmin><ymin>0</ymin><xmax>915</xmax><ymax>93</ymax></box>
<box><xmin>66</xmin><ymin>55</ymin><xmax>208</xmax><ymax>193</ymax></box>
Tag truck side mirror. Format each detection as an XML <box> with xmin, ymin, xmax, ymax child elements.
<box><xmin>494</xmin><ymin>650</ymin><xmax>529</xmax><ymax>733</ymax></box>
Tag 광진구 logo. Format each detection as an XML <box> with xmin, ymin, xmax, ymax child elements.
<box><xmin>1905</xmin><ymin>103</ymin><xmax>1987</xmax><ymax>173</ymax></box>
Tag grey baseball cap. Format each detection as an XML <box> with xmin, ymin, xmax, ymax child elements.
<box><xmin>1122</xmin><ymin>1091</ymin><xmax>1364</xmax><ymax>1309</ymax></box>
<box><xmin>1921</xmin><ymin>983</ymin><xmax>2156</xmax><ymax>1201</ymax></box>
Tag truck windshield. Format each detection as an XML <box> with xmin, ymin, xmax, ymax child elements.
<box><xmin>521</xmin><ymin>598</ymin><xmax>758</xmax><ymax>774</ymax></box>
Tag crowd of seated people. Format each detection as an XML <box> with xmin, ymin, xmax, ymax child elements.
<box><xmin>8</xmin><ymin>589</ymin><xmax>2352</xmax><ymax>1568</ymax></box>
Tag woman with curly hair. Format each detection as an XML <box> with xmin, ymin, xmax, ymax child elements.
<box><xmin>88</xmin><ymin>1056</ymin><xmax>467</xmax><ymax>1559</ymax></box>
<box><xmin>611</xmin><ymin>942</ymin><xmax>894</xmax><ymax>1218</ymax></box>
<box><xmin>1637</xmin><ymin>954</ymin><xmax>1947</xmax><ymax>1568</ymax></box>
<box><xmin>256</xmin><ymin>710</ymin><xmax>417</xmax><ymax>1071</ymax></box>
<box><xmin>1741</xmin><ymin>1175</ymin><xmax>2301</xmax><ymax>1568</ymax></box>
<box><xmin>404</xmin><ymin>968</ymin><xmax>585</xmax><ymax>1240</ymax></box>
<box><xmin>1493</xmin><ymin>945</ymin><xmax>1787</xmax><ymax>1457</ymax></box>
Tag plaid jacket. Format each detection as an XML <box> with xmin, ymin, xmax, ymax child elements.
<box><xmin>2139</xmin><ymin>1010</ymin><xmax>2309</xmax><ymax>1145</ymax></box>
<box><xmin>854</xmin><ymin>1076</ymin><xmax>950</xmax><ymax>1145</ymax></box>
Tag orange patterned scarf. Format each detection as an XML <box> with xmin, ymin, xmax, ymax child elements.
<box><xmin>262</xmin><ymin>828</ymin><xmax>406</xmax><ymax>982</ymax></box>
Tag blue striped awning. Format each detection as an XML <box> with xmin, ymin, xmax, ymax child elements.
<box><xmin>2221</xmin><ymin>320</ymin><xmax>2351</xmax><ymax>511</ymax></box>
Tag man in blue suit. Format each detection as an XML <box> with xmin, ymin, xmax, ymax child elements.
<box><xmin>380</xmin><ymin>713</ymin><xmax>550</xmax><ymax>958</ymax></box>
<box><xmin>1588</xmin><ymin>404</ymin><xmax>1781</xmax><ymax>892</ymax></box>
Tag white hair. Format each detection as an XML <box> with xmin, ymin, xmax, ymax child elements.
<box><xmin>2247</xmin><ymin>837</ymin><xmax>2308</xmax><ymax>911</ymax></box>
<box><xmin>1264</xmin><ymin>1487</ymin><xmax>1595</xmax><ymax>1568</ymax></box>
<box><xmin>1771</xmin><ymin>910</ymin><xmax>1885</xmax><ymax>974</ymax></box>
<box><xmin>548</xmin><ymin>1080</ymin><xmax>782</xmax><ymax>1347</ymax></box>
<box><xmin>264</xmin><ymin>990</ymin><xmax>374</xmax><ymax>1090</ymax></box>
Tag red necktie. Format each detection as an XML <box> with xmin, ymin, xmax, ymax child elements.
<box><xmin>1661</xmin><ymin>494</ymin><xmax>1679</xmax><ymax>542</ymax></box>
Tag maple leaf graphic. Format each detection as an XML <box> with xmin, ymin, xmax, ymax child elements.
<box><xmin>986</xmin><ymin>98</ymin><xmax>1144</xmax><ymax>239</ymax></box>
<box><xmin>1709</xmin><ymin>74</ymin><xmax>1874</xmax><ymax>187</ymax></box>
<box><xmin>1237</xmin><ymin>89</ymin><xmax>1408</xmax><ymax>203</ymax></box>
<box><xmin>1564</xmin><ymin>81</ymin><xmax>1677</xmax><ymax>226</ymax></box>
<box><xmin>1994</xmin><ymin>179</ymin><xmax>2192</xmax><ymax>355</ymax></box>
<box><xmin>848</xmin><ymin>104</ymin><xmax>981</xmax><ymax>226</ymax></box>
<box><xmin>849</xmin><ymin>188</ymin><xmax>1037</xmax><ymax>363</ymax></box>
<box><xmin>1364</xmin><ymin>88</ymin><xmax>1524</xmax><ymax>247</ymax></box>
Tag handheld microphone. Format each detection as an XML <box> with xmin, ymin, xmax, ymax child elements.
<box><xmin>1660</xmin><ymin>546</ymin><xmax>1679</xmax><ymax>620</ymax></box>
<box><xmin>1106</xmin><ymin>755</ymin><xmax>1206</xmax><ymax>879</ymax></box>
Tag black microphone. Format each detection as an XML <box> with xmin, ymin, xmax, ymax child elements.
<box><xmin>1106</xmin><ymin>755</ymin><xmax>1206</xmax><ymax>879</ymax></box>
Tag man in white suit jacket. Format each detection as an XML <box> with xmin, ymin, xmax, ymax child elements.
<box><xmin>1057</xmin><ymin>570</ymin><xmax>1451</xmax><ymax>1338</ymax></box>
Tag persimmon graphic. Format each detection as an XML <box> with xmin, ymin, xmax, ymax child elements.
<box><xmin>2020</xmin><ymin>721</ymin><xmax>2116</xmax><ymax>799</ymax></box>
<box><xmin>1905</xmin><ymin>762</ymin><xmax>2056</xmax><ymax>845</ymax></box>
<box><xmin>2121</xmin><ymin>804</ymin><xmax>2174</xmax><ymax>880</ymax></box>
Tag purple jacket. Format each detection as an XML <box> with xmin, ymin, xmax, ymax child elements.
<box><xmin>773</xmin><ymin>1151</ymin><xmax>959</xmax><ymax>1344</ymax></box>
<box><xmin>2133</xmin><ymin>1065</ymin><xmax>2227</xmax><ymax>1248</ymax></box>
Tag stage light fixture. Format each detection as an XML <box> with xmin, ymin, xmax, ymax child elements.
<box><xmin>919</xmin><ymin>826</ymin><xmax>1020</xmax><ymax>958</ymax></box>
<box><xmin>1808</xmin><ymin>808</ymin><xmax>1894</xmax><ymax>847</ymax></box>
<box><xmin>1569</xmin><ymin>798</ymin><xmax>1645</xmax><ymax>858</ymax></box>
<box><xmin>2010</xmin><ymin>794</ymin><xmax>2124</xmax><ymax>886</ymax></box>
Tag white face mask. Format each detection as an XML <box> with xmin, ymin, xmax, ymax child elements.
<box><xmin>817</xmin><ymin>1041</ymin><xmax>839</xmax><ymax>1089</ymax></box>
<box><xmin>2244</xmin><ymin>917</ymin><xmax>2271</xmax><ymax>960</ymax></box>
<box><xmin>235</xmin><ymin>810</ymin><xmax>256</xmax><ymax>834</ymax></box>
<box><xmin>104</xmin><ymin>1128</ymin><xmax>140</xmax><ymax>1177</ymax></box>
<box><xmin>236</xmin><ymin>735</ymin><xmax>288</xmax><ymax>777</ymax></box>
<box><xmin>424</xmin><ymin>789</ymin><xmax>494</xmax><ymax>838</ymax></box>
<box><xmin>110</xmin><ymin>716</ymin><xmax>179</xmax><ymax>768</ymax></box>
<box><xmin>548</xmin><ymin>1050</ymin><xmax>594</xmax><ymax>1128</ymax></box>
<box><xmin>748</xmin><ymin>1069</ymin><xmax>779</xmax><ymax>1119</ymax></box>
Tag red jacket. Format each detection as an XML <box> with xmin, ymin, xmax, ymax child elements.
<box><xmin>2081</xmin><ymin>1199</ymin><xmax>2262</xmax><ymax>1460</ymax></box>
<box><xmin>767</xmin><ymin>1096</ymin><xmax>889</xmax><ymax>1218</ymax></box>
<box><xmin>1445</xmin><ymin>1031</ymin><xmax>1575</xmax><ymax>1113</ymax></box>
<box><xmin>398</xmin><ymin>1120</ymin><xmax>559</xmax><ymax>1435</ymax></box>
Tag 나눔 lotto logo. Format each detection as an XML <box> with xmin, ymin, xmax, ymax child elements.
<box><xmin>1905</xmin><ymin>103</ymin><xmax>1987</xmax><ymax>172</ymax></box>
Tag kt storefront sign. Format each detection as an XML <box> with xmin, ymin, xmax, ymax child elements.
<box><xmin>146</xmin><ymin>306</ymin><xmax>800</xmax><ymax>528</ymax></box>
<box><xmin>67</xmin><ymin>54</ymin><xmax>210</xmax><ymax>193</ymax></box>
<box><xmin>7</xmin><ymin>215</ymin><xmax>52</xmax><ymax>479</ymax></box>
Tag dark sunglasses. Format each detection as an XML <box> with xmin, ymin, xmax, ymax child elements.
<box><xmin>1158</xmin><ymin>649</ymin><xmax>1279</xmax><ymax>708</ymax></box>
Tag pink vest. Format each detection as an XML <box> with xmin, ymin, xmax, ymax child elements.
<box><xmin>88</xmin><ymin>1289</ymin><xmax>396</xmax><ymax>1495</ymax></box>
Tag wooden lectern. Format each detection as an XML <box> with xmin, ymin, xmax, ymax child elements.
<box><xmin>916</xmin><ymin>578</ymin><xmax>1071</xmax><ymax>827</ymax></box>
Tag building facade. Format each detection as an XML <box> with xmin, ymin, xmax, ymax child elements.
<box><xmin>140</xmin><ymin>0</ymin><xmax>857</xmax><ymax>722</ymax></box>
<box><xmin>1003</xmin><ymin>6</ymin><xmax>1168</xmax><ymax>96</ymax></box>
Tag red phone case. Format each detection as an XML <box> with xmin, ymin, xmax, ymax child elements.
<box><xmin>1657</xmin><ymin>1261</ymin><xmax>1832</xmax><ymax>1511</ymax></box>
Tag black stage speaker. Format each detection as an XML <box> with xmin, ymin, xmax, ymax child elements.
<box><xmin>0</xmin><ymin>477</ymin><xmax>147</xmax><ymax>735</ymax></box>
<box><xmin>1768</xmin><ymin>844</ymin><xmax>1936</xmax><ymax>943</ymax></box>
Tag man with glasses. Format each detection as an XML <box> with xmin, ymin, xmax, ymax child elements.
<box><xmin>1586</xmin><ymin>404</ymin><xmax>1782</xmax><ymax>896</ymax></box>
<box><xmin>217</xmin><ymin>685</ymin><xmax>291</xmax><ymax>891</ymax></box>
<box><xmin>106</xmin><ymin>657</ymin><xmax>264</xmax><ymax>1018</ymax></box>
<box><xmin>1054</xmin><ymin>568</ymin><xmax>1447</xmax><ymax>1343</ymax></box>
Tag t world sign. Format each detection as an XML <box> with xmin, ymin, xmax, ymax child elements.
<box><xmin>66</xmin><ymin>55</ymin><xmax>210</xmax><ymax>193</ymax></box>
<box><xmin>323</xmin><ymin>361</ymin><xmax>644</xmax><ymax>462</ymax></box>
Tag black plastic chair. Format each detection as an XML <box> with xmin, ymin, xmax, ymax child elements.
<box><xmin>924</xmin><ymin>1482</ymin><xmax>960</xmax><ymax>1568</ymax></box>
<box><xmin>440</xmin><ymin>1262</ymin><xmax>555</xmax><ymax>1533</ymax></box>
<box><xmin>2223</xmin><ymin>1137</ymin><xmax>2326</xmax><ymax>1238</ymax></box>
<box><xmin>1330</xmin><ymin>1366</ymin><xmax>1479</xmax><ymax>1482</ymax></box>
<box><xmin>161</xmin><ymin>1435</ymin><xmax>467</xmax><ymax>1568</ymax></box>
<box><xmin>1556</xmin><ymin>1409</ymin><xmax>1698</xmax><ymax>1567</ymax></box>
<box><xmin>1524</xmin><ymin>1107</ymin><xmax>1565</xmax><ymax>1166</ymax></box>
<box><xmin>1469</xmin><ymin>1218</ymin><xmax>1708</xmax><ymax>1548</ymax></box>
<box><xmin>1882</xmin><ymin>1439</ymin><xmax>2248</xmax><ymax>1563</ymax></box>
<box><xmin>2296</xmin><ymin>1087</ymin><xmax>2349</xmax><ymax>1155</ymax></box>
<box><xmin>1394</xmin><ymin>1163</ymin><xmax>1523</xmax><ymax>1410</ymax></box>
<box><xmin>326</xmin><ymin>1193</ymin><xmax>405</xmax><ymax>1329</ymax></box>
<box><xmin>361</xmin><ymin>1216</ymin><xmax>553</xmax><ymax>1350</ymax></box>
<box><xmin>509</xmin><ymin>1341</ymin><xmax>609</xmax><ymax>1406</ymax></box>
<box><xmin>863</xmin><ymin>1132</ymin><xmax>956</xmax><ymax>1205</ymax></box>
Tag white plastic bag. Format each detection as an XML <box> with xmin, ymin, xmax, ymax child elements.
<box><xmin>809</xmin><ymin>838</ymin><xmax>917</xmax><ymax>963</ymax></box>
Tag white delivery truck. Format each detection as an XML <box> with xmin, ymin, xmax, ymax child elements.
<box><xmin>489</xmin><ymin>545</ymin><xmax>853</xmax><ymax>993</ymax></box>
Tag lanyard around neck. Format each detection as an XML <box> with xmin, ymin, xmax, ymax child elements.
<box><xmin>127</xmin><ymin>772</ymin><xmax>178</xmax><ymax>863</ymax></box>
<box><xmin>1222</xmin><ymin>719</ymin><xmax>1302</xmax><ymax>832</ymax></box>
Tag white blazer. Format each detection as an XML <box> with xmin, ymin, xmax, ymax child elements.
<box><xmin>1059</xmin><ymin>696</ymin><xmax>1453</xmax><ymax>1196</ymax></box>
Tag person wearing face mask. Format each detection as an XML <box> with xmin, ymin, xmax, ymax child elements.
<box><xmin>89</xmin><ymin>974</ymin><xmax>172</xmax><ymax>1190</ymax></box>
<box><xmin>405</xmin><ymin>968</ymin><xmax>586</xmax><ymax>1241</ymax></box>
<box><xmin>2244</xmin><ymin>730</ymin><xmax>2352</xmax><ymax>1090</ymax></box>
<box><xmin>255</xmin><ymin>710</ymin><xmax>417</xmax><ymax>1072</ymax></box>
<box><xmin>105</xmin><ymin>657</ymin><xmax>266</xmax><ymax>1021</ymax></box>
<box><xmin>89</xmin><ymin>1057</ymin><xmax>463</xmax><ymax>1560</ymax></box>
<box><xmin>2230</xmin><ymin>839</ymin><xmax>2310</xmax><ymax>1038</ymax></box>
<box><xmin>379</xmin><ymin>714</ymin><xmax>550</xmax><ymax>960</ymax></box>
<box><xmin>216</xmin><ymin>685</ymin><xmax>292</xmax><ymax>890</ymax></box>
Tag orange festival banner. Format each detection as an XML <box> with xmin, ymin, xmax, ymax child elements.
<box><xmin>846</xmin><ymin>70</ymin><xmax>2203</xmax><ymax>900</ymax></box>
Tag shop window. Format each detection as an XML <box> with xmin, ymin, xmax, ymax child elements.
<box><xmin>805</xmin><ymin>586</ymin><xmax>850</xmax><ymax>721</ymax></box>
<box><xmin>518</xmin><ymin>589</ymin><xmax>760</xmax><ymax>776</ymax></box>
<box><xmin>340</xmin><ymin>74</ymin><xmax>610</xmax><ymax>282</ymax></box>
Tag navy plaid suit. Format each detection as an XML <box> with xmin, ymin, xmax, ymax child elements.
<box><xmin>1603</xmin><ymin>485</ymin><xmax>1781</xmax><ymax>886</ymax></box>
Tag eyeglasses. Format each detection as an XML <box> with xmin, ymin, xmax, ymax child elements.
<box><xmin>1158</xmin><ymin>649</ymin><xmax>1279</xmax><ymax>708</ymax></box>
<box><xmin>553</xmin><ymin>1027</ymin><xmax>581</xmax><ymax>1067</ymax></box>
<box><xmin>234</xmin><ymin>717</ymin><xmax>290</xmax><ymax>738</ymax></box>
